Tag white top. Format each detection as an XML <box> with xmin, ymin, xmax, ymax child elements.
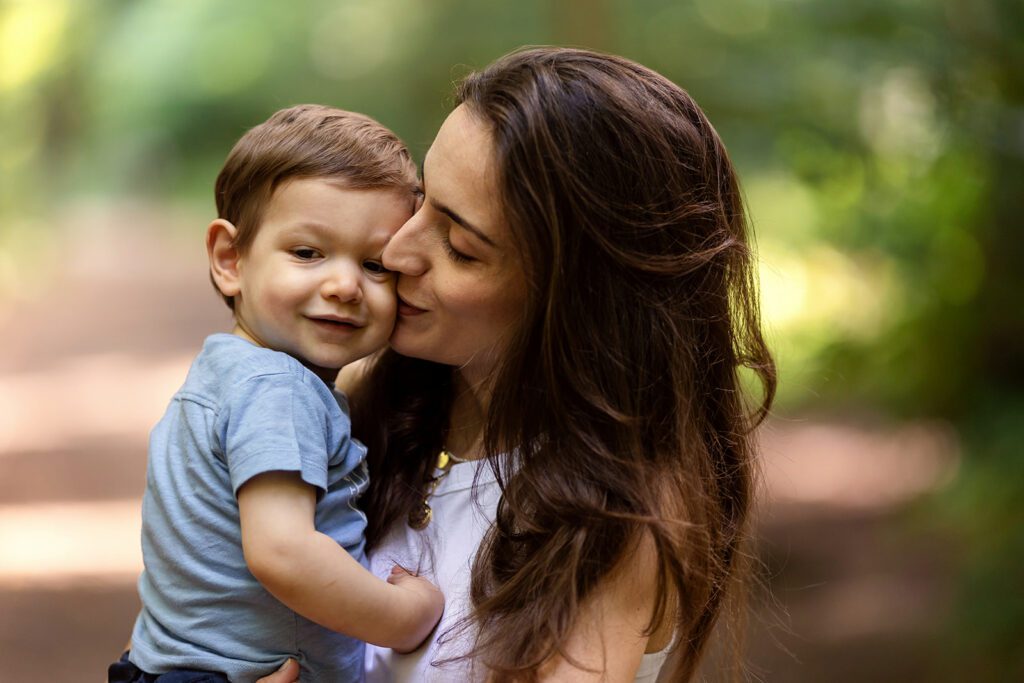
<box><xmin>364</xmin><ymin>458</ymin><xmax>668</xmax><ymax>682</ymax></box>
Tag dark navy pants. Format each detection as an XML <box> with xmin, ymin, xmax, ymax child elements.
<box><xmin>108</xmin><ymin>651</ymin><xmax>230</xmax><ymax>683</ymax></box>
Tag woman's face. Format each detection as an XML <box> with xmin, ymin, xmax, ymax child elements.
<box><xmin>382</xmin><ymin>104</ymin><xmax>527</xmax><ymax>385</ymax></box>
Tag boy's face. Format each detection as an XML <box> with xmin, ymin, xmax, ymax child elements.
<box><xmin>232</xmin><ymin>178</ymin><xmax>412</xmax><ymax>382</ymax></box>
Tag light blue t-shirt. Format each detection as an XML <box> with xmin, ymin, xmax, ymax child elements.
<box><xmin>129</xmin><ymin>334</ymin><xmax>369</xmax><ymax>683</ymax></box>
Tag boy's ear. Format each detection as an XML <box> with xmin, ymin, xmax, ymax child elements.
<box><xmin>207</xmin><ymin>219</ymin><xmax>242</xmax><ymax>298</ymax></box>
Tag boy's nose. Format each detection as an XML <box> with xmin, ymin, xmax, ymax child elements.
<box><xmin>382</xmin><ymin>211</ymin><xmax>428</xmax><ymax>276</ymax></box>
<box><xmin>321</xmin><ymin>267</ymin><xmax>362</xmax><ymax>304</ymax></box>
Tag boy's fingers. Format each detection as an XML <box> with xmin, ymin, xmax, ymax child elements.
<box><xmin>255</xmin><ymin>658</ymin><xmax>300</xmax><ymax>682</ymax></box>
<box><xmin>387</xmin><ymin>565</ymin><xmax>414</xmax><ymax>586</ymax></box>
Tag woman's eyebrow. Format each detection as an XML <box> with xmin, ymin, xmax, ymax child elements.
<box><xmin>429</xmin><ymin>198</ymin><xmax>496</xmax><ymax>248</ymax></box>
<box><xmin>422</xmin><ymin>161</ymin><xmax>497</xmax><ymax>248</ymax></box>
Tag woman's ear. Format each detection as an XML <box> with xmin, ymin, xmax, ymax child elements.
<box><xmin>207</xmin><ymin>219</ymin><xmax>242</xmax><ymax>298</ymax></box>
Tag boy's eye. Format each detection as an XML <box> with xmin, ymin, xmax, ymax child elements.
<box><xmin>292</xmin><ymin>247</ymin><xmax>321</xmax><ymax>260</ymax></box>
<box><xmin>363</xmin><ymin>259</ymin><xmax>389</xmax><ymax>275</ymax></box>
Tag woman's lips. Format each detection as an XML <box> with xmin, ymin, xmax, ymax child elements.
<box><xmin>397</xmin><ymin>296</ymin><xmax>427</xmax><ymax>317</ymax></box>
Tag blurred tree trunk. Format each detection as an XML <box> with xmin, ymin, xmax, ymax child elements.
<box><xmin>974</xmin><ymin>4</ymin><xmax>1024</xmax><ymax>398</ymax></box>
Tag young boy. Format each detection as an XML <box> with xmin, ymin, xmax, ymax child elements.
<box><xmin>110</xmin><ymin>105</ymin><xmax>442</xmax><ymax>683</ymax></box>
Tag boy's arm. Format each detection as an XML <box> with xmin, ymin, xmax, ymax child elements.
<box><xmin>237</xmin><ymin>471</ymin><xmax>443</xmax><ymax>652</ymax></box>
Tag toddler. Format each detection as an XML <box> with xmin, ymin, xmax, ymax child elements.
<box><xmin>110</xmin><ymin>105</ymin><xmax>441</xmax><ymax>683</ymax></box>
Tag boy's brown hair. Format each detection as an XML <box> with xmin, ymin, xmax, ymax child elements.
<box><xmin>212</xmin><ymin>104</ymin><xmax>419</xmax><ymax>308</ymax></box>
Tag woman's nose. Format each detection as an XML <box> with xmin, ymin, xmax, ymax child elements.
<box><xmin>321</xmin><ymin>265</ymin><xmax>362</xmax><ymax>303</ymax></box>
<box><xmin>382</xmin><ymin>210</ymin><xmax>428</xmax><ymax>276</ymax></box>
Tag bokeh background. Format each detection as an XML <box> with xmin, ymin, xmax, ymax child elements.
<box><xmin>1</xmin><ymin>0</ymin><xmax>1021</xmax><ymax>680</ymax></box>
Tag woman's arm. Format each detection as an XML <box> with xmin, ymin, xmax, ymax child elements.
<box><xmin>238</xmin><ymin>471</ymin><xmax>443</xmax><ymax>652</ymax></box>
<box><xmin>534</xmin><ymin>533</ymin><xmax>668</xmax><ymax>682</ymax></box>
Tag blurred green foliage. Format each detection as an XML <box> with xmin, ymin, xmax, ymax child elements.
<box><xmin>2</xmin><ymin>0</ymin><xmax>1021</xmax><ymax>676</ymax></box>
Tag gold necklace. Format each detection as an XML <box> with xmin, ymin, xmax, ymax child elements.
<box><xmin>408</xmin><ymin>449</ymin><xmax>464</xmax><ymax>530</ymax></box>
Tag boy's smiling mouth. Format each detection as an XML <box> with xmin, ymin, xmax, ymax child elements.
<box><xmin>307</xmin><ymin>314</ymin><xmax>364</xmax><ymax>329</ymax></box>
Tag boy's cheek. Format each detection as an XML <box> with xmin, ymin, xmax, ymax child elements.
<box><xmin>368</xmin><ymin>282</ymin><xmax>399</xmax><ymax>325</ymax></box>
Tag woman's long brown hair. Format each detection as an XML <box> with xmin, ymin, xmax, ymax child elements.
<box><xmin>352</xmin><ymin>47</ymin><xmax>776</xmax><ymax>681</ymax></box>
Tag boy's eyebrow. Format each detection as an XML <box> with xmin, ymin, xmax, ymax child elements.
<box><xmin>280</xmin><ymin>221</ymin><xmax>334</xmax><ymax>237</ymax></box>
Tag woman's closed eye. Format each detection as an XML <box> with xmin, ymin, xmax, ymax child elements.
<box><xmin>442</xmin><ymin>236</ymin><xmax>474</xmax><ymax>263</ymax></box>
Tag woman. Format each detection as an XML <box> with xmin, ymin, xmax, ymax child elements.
<box><xmin>266</xmin><ymin>46</ymin><xmax>775</xmax><ymax>682</ymax></box>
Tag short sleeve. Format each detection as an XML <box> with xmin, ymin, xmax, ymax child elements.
<box><xmin>216</xmin><ymin>372</ymin><xmax>333</xmax><ymax>495</ymax></box>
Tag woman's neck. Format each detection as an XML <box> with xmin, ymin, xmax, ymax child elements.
<box><xmin>446</xmin><ymin>371</ymin><xmax>491</xmax><ymax>461</ymax></box>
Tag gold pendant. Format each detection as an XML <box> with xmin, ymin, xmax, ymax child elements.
<box><xmin>437</xmin><ymin>449</ymin><xmax>453</xmax><ymax>469</ymax></box>
<box><xmin>409</xmin><ymin>501</ymin><xmax>433</xmax><ymax>530</ymax></box>
<box><xmin>408</xmin><ymin>449</ymin><xmax>456</xmax><ymax>530</ymax></box>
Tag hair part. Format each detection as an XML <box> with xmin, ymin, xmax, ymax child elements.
<box><xmin>211</xmin><ymin>104</ymin><xmax>418</xmax><ymax>309</ymax></box>
<box><xmin>354</xmin><ymin>47</ymin><xmax>776</xmax><ymax>681</ymax></box>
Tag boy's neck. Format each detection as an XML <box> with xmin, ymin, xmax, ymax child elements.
<box><xmin>231</xmin><ymin>322</ymin><xmax>260</xmax><ymax>347</ymax></box>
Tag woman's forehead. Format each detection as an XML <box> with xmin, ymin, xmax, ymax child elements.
<box><xmin>423</xmin><ymin>106</ymin><xmax>502</xmax><ymax>239</ymax></box>
<box><xmin>425</xmin><ymin>106</ymin><xmax>493</xmax><ymax>179</ymax></box>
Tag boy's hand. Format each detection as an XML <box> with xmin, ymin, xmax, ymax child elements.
<box><xmin>255</xmin><ymin>658</ymin><xmax>300</xmax><ymax>683</ymax></box>
<box><xmin>386</xmin><ymin>566</ymin><xmax>445</xmax><ymax>653</ymax></box>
